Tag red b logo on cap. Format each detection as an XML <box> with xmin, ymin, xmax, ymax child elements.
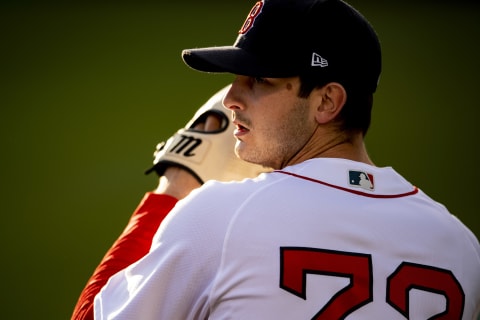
<box><xmin>239</xmin><ymin>1</ymin><xmax>263</xmax><ymax>34</ymax></box>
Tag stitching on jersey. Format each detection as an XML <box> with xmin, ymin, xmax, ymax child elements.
<box><xmin>274</xmin><ymin>170</ymin><xmax>418</xmax><ymax>199</ymax></box>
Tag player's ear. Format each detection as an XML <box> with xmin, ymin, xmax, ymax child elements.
<box><xmin>312</xmin><ymin>82</ymin><xmax>347</xmax><ymax>124</ymax></box>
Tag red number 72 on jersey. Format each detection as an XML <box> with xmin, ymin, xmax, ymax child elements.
<box><xmin>280</xmin><ymin>247</ymin><xmax>465</xmax><ymax>319</ymax></box>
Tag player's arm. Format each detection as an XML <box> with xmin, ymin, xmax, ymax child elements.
<box><xmin>93</xmin><ymin>181</ymin><xmax>237</xmax><ymax>319</ymax></box>
<box><xmin>70</xmin><ymin>189</ymin><xmax>179</xmax><ymax>320</ymax></box>
<box><xmin>71</xmin><ymin>165</ymin><xmax>203</xmax><ymax>320</ymax></box>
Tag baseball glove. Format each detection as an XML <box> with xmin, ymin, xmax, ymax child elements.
<box><xmin>145</xmin><ymin>85</ymin><xmax>270</xmax><ymax>184</ymax></box>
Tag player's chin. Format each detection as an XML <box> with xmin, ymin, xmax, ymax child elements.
<box><xmin>235</xmin><ymin>143</ymin><xmax>267</xmax><ymax>167</ymax></box>
<box><xmin>235</xmin><ymin>142</ymin><xmax>253</xmax><ymax>161</ymax></box>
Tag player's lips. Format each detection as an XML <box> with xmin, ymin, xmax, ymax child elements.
<box><xmin>233</xmin><ymin>120</ymin><xmax>249</xmax><ymax>137</ymax></box>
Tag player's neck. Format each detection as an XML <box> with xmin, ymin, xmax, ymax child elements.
<box><xmin>284</xmin><ymin>129</ymin><xmax>374</xmax><ymax>168</ymax></box>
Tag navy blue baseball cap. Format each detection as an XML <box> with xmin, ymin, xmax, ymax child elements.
<box><xmin>182</xmin><ymin>0</ymin><xmax>381</xmax><ymax>93</ymax></box>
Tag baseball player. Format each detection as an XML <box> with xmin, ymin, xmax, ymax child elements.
<box><xmin>74</xmin><ymin>0</ymin><xmax>480</xmax><ymax>319</ymax></box>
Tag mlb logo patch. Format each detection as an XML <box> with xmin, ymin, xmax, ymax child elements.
<box><xmin>349</xmin><ymin>170</ymin><xmax>374</xmax><ymax>191</ymax></box>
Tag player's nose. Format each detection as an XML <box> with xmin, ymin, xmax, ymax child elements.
<box><xmin>223</xmin><ymin>77</ymin><xmax>246</xmax><ymax>111</ymax></box>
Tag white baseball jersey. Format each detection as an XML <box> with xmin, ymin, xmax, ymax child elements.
<box><xmin>94</xmin><ymin>158</ymin><xmax>480</xmax><ymax>319</ymax></box>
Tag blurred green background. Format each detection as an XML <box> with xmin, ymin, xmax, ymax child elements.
<box><xmin>1</xmin><ymin>1</ymin><xmax>479</xmax><ymax>319</ymax></box>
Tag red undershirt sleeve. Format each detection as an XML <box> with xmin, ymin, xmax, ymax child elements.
<box><xmin>71</xmin><ymin>192</ymin><xmax>178</xmax><ymax>320</ymax></box>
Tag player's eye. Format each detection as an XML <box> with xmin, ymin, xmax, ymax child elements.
<box><xmin>253</xmin><ymin>77</ymin><xmax>267</xmax><ymax>84</ymax></box>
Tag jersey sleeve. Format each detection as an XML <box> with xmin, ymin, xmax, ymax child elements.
<box><xmin>71</xmin><ymin>192</ymin><xmax>178</xmax><ymax>320</ymax></box>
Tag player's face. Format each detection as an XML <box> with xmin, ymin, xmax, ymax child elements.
<box><xmin>223</xmin><ymin>76</ymin><xmax>318</xmax><ymax>169</ymax></box>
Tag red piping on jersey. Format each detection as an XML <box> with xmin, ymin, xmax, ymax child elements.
<box><xmin>275</xmin><ymin>170</ymin><xmax>419</xmax><ymax>199</ymax></box>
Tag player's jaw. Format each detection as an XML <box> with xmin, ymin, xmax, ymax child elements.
<box><xmin>232</xmin><ymin>101</ymin><xmax>314</xmax><ymax>170</ymax></box>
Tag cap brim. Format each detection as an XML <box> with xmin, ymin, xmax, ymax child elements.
<box><xmin>182</xmin><ymin>46</ymin><xmax>296</xmax><ymax>78</ymax></box>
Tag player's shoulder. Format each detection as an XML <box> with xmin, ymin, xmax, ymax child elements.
<box><xmin>169</xmin><ymin>171</ymin><xmax>282</xmax><ymax>220</ymax></box>
<box><xmin>195</xmin><ymin>171</ymin><xmax>281</xmax><ymax>204</ymax></box>
<box><xmin>156</xmin><ymin>172</ymin><xmax>280</xmax><ymax>244</ymax></box>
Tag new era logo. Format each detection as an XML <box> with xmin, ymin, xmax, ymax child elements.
<box><xmin>311</xmin><ymin>52</ymin><xmax>328</xmax><ymax>67</ymax></box>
